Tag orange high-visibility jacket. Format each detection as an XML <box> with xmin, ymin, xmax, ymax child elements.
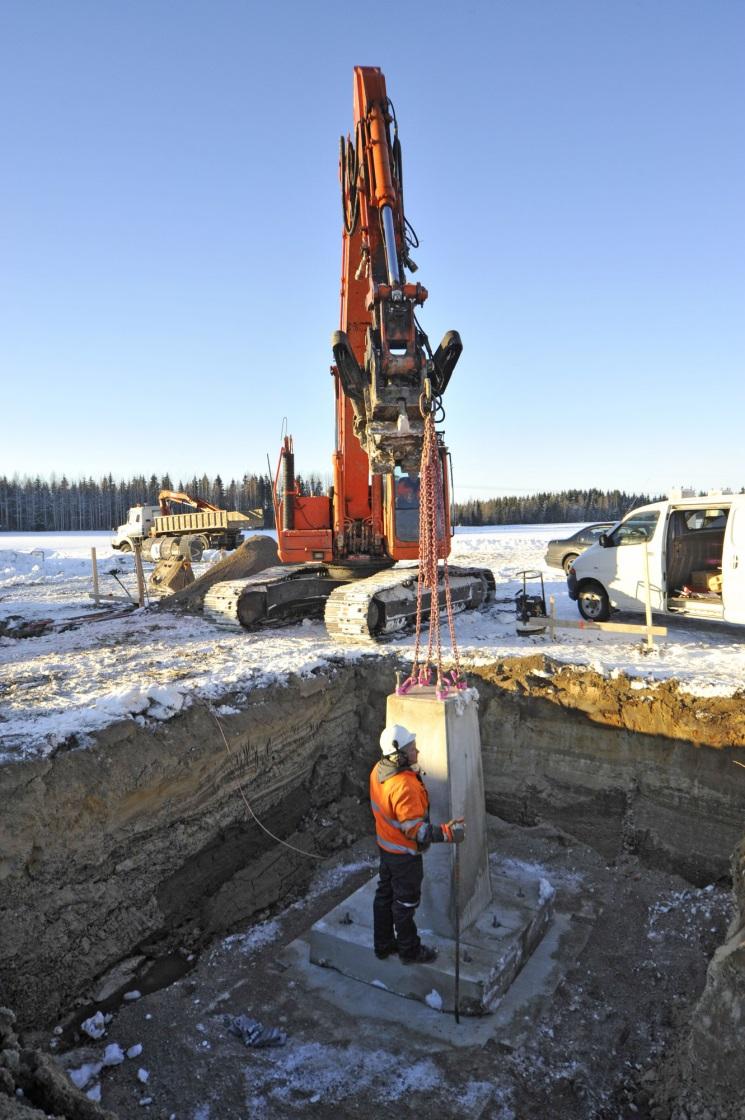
<box><xmin>369</xmin><ymin>762</ymin><xmax>430</xmax><ymax>855</ymax></box>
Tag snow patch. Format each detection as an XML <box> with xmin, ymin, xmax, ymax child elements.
<box><xmin>538</xmin><ymin>878</ymin><xmax>555</xmax><ymax>904</ymax></box>
<box><xmin>69</xmin><ymin>1061</ymin><xmax>103</xmax><ymax>1089</ymax></box>
<box><xmin>80</xmin><ymin>1011</ymin><xmax>106</xmax><ymax>1040</ymax></box>
<box><xmin>102</xmin><ymin>1042</ymin><xmax>125</xmax><ymax>1066</ymax></box>
<box><xmin>4</xmin><ymin>523</ymin><xmax>745</xmax><ymax>762</ymax></box>
<box><xmin>223</xmin><ymin>918</ymin><xmax>281</xmax><ymax>955</ymax></box>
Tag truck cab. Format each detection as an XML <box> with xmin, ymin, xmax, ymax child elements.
<box><xmin>112</xmin><ymin>505</ymin><xmax>160</xmax><ymax>552</ymax></box>
<box><xmin>567</xmin><ymin>493</ymin><xmax>745</xmax><ymax>626</ymax></box>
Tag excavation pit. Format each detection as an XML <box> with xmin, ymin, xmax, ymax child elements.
<box><xmin>2</xmin><ymin>655</ymin><xmax>745</xmax><ymax>1119</ymax></box>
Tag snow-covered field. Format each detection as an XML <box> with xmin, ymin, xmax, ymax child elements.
<box><xmin>1</xmin><ymin>525</ymin><xmax>743</xmax><ymax>762</ymax></box>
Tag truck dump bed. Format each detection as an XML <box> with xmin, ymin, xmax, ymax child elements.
<box><xmin>153</xmin><ymin>510</ymin><xmax>257</xmax><ymax>534</ymax></box>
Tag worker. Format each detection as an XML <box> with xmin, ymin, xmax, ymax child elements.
<box><xmin>370</xmin><ymin>722</ymin><xmax>465</xmax><ymax>964</ymax></box>
<box><xmin>395</xmin><ymin>476</ymin><xmax>419</xmax><ymax>509</ymax></box>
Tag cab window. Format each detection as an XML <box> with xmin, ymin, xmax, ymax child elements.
<box><xmin>607</xmin><ymin>510</ymin><xmax>659</xmax><ymax>547</ymax></box>
<box><xmin>682</xmin><ymin>508</ymin><xmax>728</xmax><ymax>531</ymax></box>
<box><xmin>394</xmin><ymin>470</ymin><xmax>420</xmax><ymax>542</ymax></box>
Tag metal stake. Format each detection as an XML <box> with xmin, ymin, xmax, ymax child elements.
<box><xmin>454</xmin><ymin>840</ymin><xmax>461</xmax><ymax>1024</ymax></box>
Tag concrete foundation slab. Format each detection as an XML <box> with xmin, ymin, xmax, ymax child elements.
<box><xmin>309</xmin><ymin>869</ymin><xmax>553</xmax><ymax>1015</ymax></box>
<box><xmin>282</xmin><ymin>911</ymin><xmax>580</xmax><ymax>1049</ymax></box>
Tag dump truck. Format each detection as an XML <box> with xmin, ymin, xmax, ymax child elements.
<box><xmin>111</xmin><ymin>490</ymin><xmax>263</xmax><ymax>561</ymax></box>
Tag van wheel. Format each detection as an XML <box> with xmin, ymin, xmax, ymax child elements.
<box><xmin>119</xmin><ymin>541</ymin><xmax>132</xmax><ymax>553</ymax></box>
<box><xmin>577</xmin><ymin>581</ymin><xmax>610</xmax><ymax>622</ymax></box>
<box><xmin>562</xmin><ymin>553</ymin><xmax>579</xmax><ymax>574</ymax></box>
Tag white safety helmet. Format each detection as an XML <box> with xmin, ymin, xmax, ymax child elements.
<box><xmin>379</xmin><ymin>723</ymin><xmax>416</xmax><ymax>756</ymax></box>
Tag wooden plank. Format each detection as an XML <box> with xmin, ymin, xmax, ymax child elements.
<box><xmin>550</xmin><ymin>617</ymin><xmax>667</xmax><ymax>636</ymax></box>
<box><xmin>91</xmin><ymin>547</ymin><xmax>100</xmax><ymax>606</ymax></box>
<box><xmin>133</xmin><ymin>543</ymin><xmax>146</xmax><ymax>607</ymax></box>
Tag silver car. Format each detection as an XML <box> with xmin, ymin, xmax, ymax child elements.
<box><xmin>544</xmin><ymin>523</ymin><xmax>614</xmax><ymax>574</ymax></box>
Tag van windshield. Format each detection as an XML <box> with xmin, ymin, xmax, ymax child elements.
<box><xmin>607</xmin><ymin>510</ymin><xmax>659</xmax><ymax>547</ymax></box>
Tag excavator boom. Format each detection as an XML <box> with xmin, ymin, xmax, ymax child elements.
<box><xmin>158</xmin><ymin>490</ymin><xmax>222</xmax><ymax>515</ymax></box>
<box><xmin>333</xmin><ymin>66</ymin><xmax>462</xmax><ymax>477</ymax></box>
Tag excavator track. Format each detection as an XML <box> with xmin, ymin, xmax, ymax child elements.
<box><xmin>202</xmin><ymin>563</ymin><xmax>495</xmax><ymax>642</ymax></box>
<box><xmin>202</xmin><ymin>565</ymin><xmax>344</xmax><ymax>630</ymax></box>
<box><xmin>324</xmin><ymin>564</ymin><xmax>496</xmax><ymax>645</ymax></box>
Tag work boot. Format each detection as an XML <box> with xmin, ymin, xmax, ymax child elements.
<box><xmin>400</xmin><ymin>943</ymin><xmax>437</xmax><ymax>965</ymax></box>
<box><xmin>374</xmin><ymin>942</ymin><xmax>399</xmax><ymax>960</ymax></box>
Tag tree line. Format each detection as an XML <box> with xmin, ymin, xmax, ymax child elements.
<box><xmin>1</xmin><ymin>474</ymin><xmax>659</xmax><ymax>533</ymax></box>
<box><xmin>0</xmin><ymin>473</ymin><xmax>286</xmax><ymax>532</ymax></box>
<box><xmin>453</xmin><ymin>489</ymin><xmax>657</xmax><ymax>526</ymax></box>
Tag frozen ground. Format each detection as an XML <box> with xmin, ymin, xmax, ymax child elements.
<box><xmin>45</xmin><ymin>820</ymin><xmax>734</xmax><ymax>1120</ymax></box>
<box><xmin>1</xmin><ymin>525</ymin><xmax>744</xmax><ymax>762</ymax></box>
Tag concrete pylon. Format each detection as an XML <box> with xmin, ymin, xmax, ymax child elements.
<box><xmin>385</xmin><ymin>686</ymin><xmax>491</xmax><ymax>936</ymax></box>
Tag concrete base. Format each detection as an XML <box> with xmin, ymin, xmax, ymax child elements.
<box><xmin>309</xmin><ymin>869</ymin><xmax>553</xmax><ymax>1016</ymax></box>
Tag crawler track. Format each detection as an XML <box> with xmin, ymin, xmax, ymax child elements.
<box><xmin>203</xmin><ymin>563</ymin><xmax>495</xmax><ymax>642</ymax></box>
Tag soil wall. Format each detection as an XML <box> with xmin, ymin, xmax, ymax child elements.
<box><xmin>0</xmin><ymin>660</ymin><xmax>393</xmax><ymax>1028</ymax></box>
<box><xmin>476</xmin><ymin>657</ymin><xmax>745</xmax><ymax>884</ymax></box>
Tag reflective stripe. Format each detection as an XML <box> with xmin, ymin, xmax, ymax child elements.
<box><xmin>370</xmin><ymin>767</ymin><xmax>428</xmax><ymax>856</ymax></box>
<box><xmin>371</xmin><ymin>797</ymin><xmax>417</xmax><ymax>834</ymax></box>
<box><xmin>376</xmin><ymin>834</ymin><xmax>414</xmax><ymax>854</ymax></box>
<box><xmin>397</xmin><ymin>900</ymin><xmax>418</xmax><ymax>908</ymax></box>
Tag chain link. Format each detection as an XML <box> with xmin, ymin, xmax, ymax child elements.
<box><xmin>406</xmin><ymin>406</ymin><xmax>465</xmax><ymax>699</ymax></box>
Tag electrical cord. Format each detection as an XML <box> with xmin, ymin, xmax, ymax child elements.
<box><xmin>211</xmin><ymin>710</ymin><xmax>326</xmax><ymax>861</ymax></box>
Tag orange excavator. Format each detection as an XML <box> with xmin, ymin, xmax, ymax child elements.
<box><xmin>204</xmin><ymin>67</ymin><xmax>494</xmax><ymax>639</ymax></box>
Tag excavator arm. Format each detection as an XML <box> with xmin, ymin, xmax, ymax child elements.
<box><xmin>332</xmin><ymin>66</ymin><xmax>462</xmax><ymax>476</ymax></box>
<box><xmin>158</xmin><ymin>490</ymin><xmax>221</xmax><ymax>516</ymax></box>
<box><xmin>275</xmin><ymin>66</ymin><xmax>463</xmax><ymax>568</ymax></box>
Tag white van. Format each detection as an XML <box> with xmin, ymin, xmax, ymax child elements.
<box><xmin>567</xmin><ymin>492</ymin><xmax>745</xmax><ymax>626</ymax></box>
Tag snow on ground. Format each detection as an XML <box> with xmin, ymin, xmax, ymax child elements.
<box><xmin>1</xmin><ymin>525</ymin><xmax>744</xmax><ymax>763</ymax></box>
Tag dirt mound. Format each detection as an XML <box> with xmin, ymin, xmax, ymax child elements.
<box><xmin>158</xmin><ymin>534</ymin><xmax>279</xmax><ymax>613</ymax></box>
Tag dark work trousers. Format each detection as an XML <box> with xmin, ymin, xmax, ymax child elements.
<box><xmin>373</xmin><ymin>849</ymin><xmax>424</xmax><ymax>958</ymax></box>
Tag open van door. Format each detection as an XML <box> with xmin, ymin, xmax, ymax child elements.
<box><xmin>602</xmin><ymin>508</ymin><xmax>664</xmax><ymax>611</ymax></box>
<box><xmin>722</xmin><ymin>504</ymin><xmax>745</xmax><ymax>623</ymax></box>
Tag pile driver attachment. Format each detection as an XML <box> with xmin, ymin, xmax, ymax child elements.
<box><xmin>333</xmin><ymin>68</ymin><xmax>462</xmax><ymax>475</ymax></box>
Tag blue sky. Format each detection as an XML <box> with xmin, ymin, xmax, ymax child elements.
<box><xmin>1</xmin><ymin>0</ymin><xmax>743</xmax><ymax>500</ymax></box>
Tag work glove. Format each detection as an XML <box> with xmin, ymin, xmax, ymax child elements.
<box><xmin>441</xmin><ymin>818</ymin><xmax>465</xmax><ymax>844</ymax></box>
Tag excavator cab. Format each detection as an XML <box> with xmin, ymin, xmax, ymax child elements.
<box><xmin>385</xmin><ymin>450</ymin><xmax>451</xmax><ymax>562</ymax></box>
